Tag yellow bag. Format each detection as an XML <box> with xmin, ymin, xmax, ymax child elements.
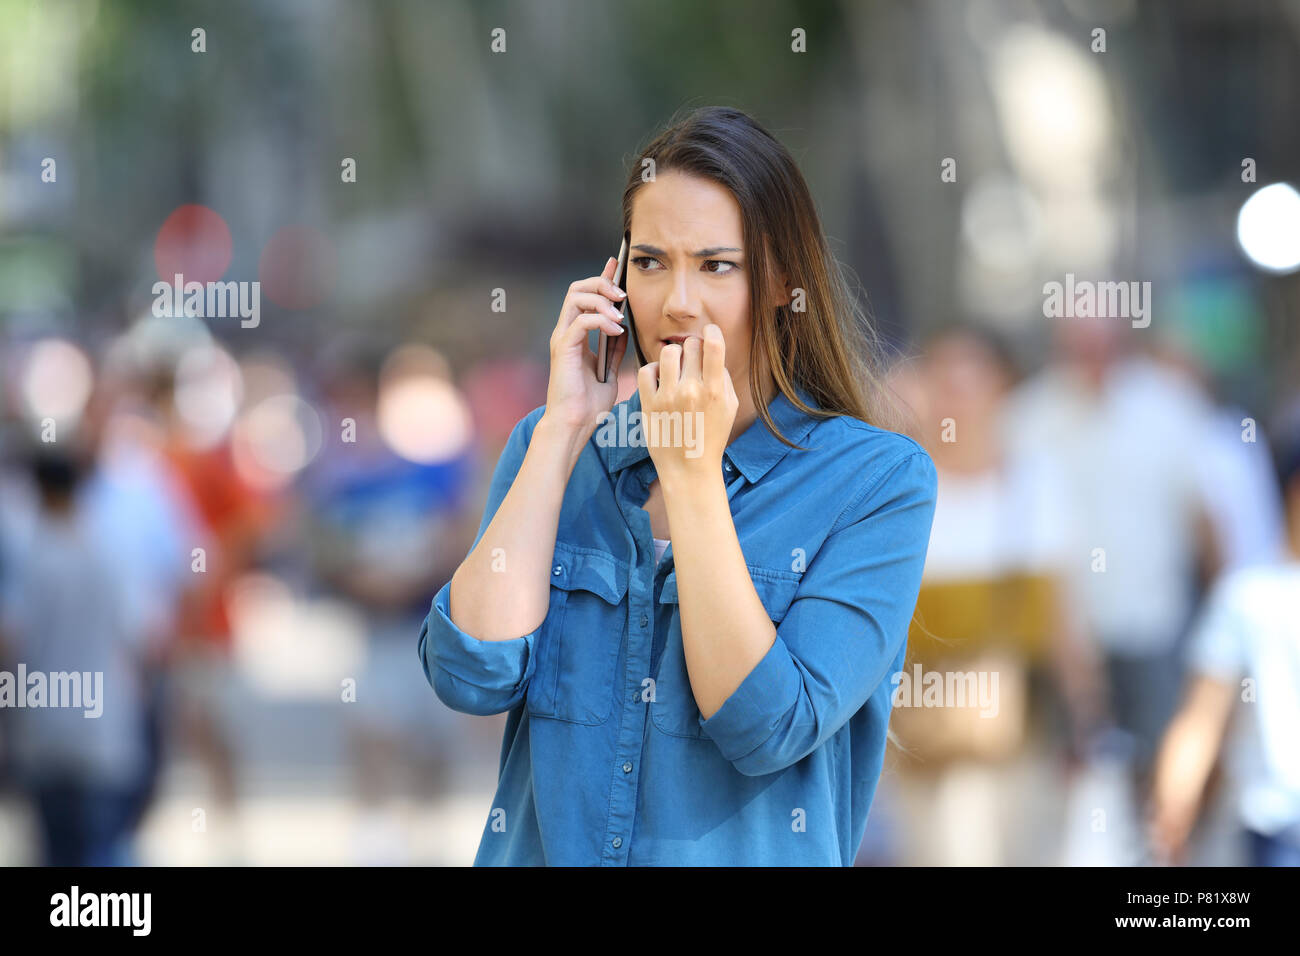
<box><xmin>891</xmin><ymin>572</ymin><xmax>1056</xmax><ymax>767</ymax></box>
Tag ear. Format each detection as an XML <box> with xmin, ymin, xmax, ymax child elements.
<box><xmin>769</xmin><ymin>268</ymin><xmax>793</xmax><ymax>309</ymax></box>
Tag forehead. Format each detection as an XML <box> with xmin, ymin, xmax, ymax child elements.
<box><xmin>931</xmin><ymin>333</ymin><xmax>996</xmax><ymax>363</ymax></box>
<box><xmin>630</xmin><ymin>171</ymin><xmax>743</xmax><ymax>245</ymax></box>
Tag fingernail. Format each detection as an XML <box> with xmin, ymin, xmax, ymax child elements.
<box><xmin>705</xmin><ymin>325</ymin><xmax>722</xmax><ymax>339</ymax></box>
<box><xmin>613</xmin><ymin>288</ymin><xmax>627</xmax><ymax>298</ymax></box>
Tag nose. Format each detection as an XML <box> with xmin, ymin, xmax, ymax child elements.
<box><xmin>663</xmin><ymin>270</ymin><xmax>700</xmax><ymax>323</ymax></box>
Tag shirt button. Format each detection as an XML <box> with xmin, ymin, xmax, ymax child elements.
<box><xmin>724</xmin><ymin>461</ymin><xmax>733</xmax><ymax>472</ymax></box>
<box><xmin>639</xmin><ymin>612</ymin><xmax>648</xmax><ymax>628</ymax></box>
<box><xmin>612</xmin><ymin>837</ymin><xmax>622</xmax><ymax>848</ymax></box>
<box><xmin>622</xmin><ymin>762</ymin><xmax>633</xmax><ymax>773</ymax></box>
<box><xmin>552</xmin><ymin>565</ymin><xmax>562</xmax><ymax>576</ymax></box>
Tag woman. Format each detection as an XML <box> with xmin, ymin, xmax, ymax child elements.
<box><xmin>883</xmin><ymin>321</ymin><xmax>1104</xmax><ymax>865</ymax></box>
<box><xmin>419</xmin><ymin>106</ymin><xmax>938</xmax><ymax>865</ymax></box>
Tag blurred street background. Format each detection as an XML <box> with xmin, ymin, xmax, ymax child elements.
<box><xmin>1</xmin><ymin>0</ymin><xmax>1298</xmax><ymax>865</ymax></box>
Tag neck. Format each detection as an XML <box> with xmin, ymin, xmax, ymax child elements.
<box><xmin>1076</xmin><ymin>364</ymin><xmax>1106</xmax><ymax>394</ymax></box>
<box><xmin>931</xmin><ymin>422</ymin><xmax>1001</xmax><ymax>474</ymax></box>
<box><xmin>731</xmin><ymin>373</ymin><xmax>777</xmax><ymax>446</ymax></box>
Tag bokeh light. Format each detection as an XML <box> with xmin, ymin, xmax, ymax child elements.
<box><xmin>173</xmin><ymin>343</ymin><xmax>243</xmax><ymax>449</ymax></box>
<box><xmin>20</xmin><ymin>337</ymin><xmax>94</xmax><ymax>424</ymax></box>
<box><xmin>377</xmin><ymin>344</ymin><xmax>474</xmax><ymax>463</ymax></box>
<box><xmin>154</xmin><ymin>204</ymin><xmax>233</xmax><ymax>285</ymax></box>
<box><xmin>231</xmin><ymin>393</ymin><xmax>323</xmax><ymax>488</ymax></box>
<box><xmin>1236</xmin><ymin>182</ymin><xmax>1300</xmax><ymax>274</ymax></box>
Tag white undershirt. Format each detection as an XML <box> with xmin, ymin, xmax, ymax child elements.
<box><xmin>653</xmin><ymin>536</ymin><xmax>670</xmax><ymax>566</ymax></box>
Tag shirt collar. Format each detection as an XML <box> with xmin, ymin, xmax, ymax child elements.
<box><xmin>598</xmin><ymin>382</ymin><xmax>822</xmax><ymax>484</ymax></box>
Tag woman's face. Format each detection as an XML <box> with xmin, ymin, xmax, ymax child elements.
<box><xmin>627</xmin><ymin>170</ymin><xmax>773</xmax><ymax>399</ymax></box>
<box><xmin>924</xmin><ymin>333</ymin><xmax>1009</xmax><ymax>423</ymax></box>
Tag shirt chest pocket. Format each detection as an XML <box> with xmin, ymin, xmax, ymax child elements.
<box><xmin>527</xmin><ymin>541</ymin><xmax>629</xmax><ymax>725</ymax></box>
<box><xmin>650</xmin><ymin>566</ymin><xmax>801</xmax><ymax>739</ymax></box>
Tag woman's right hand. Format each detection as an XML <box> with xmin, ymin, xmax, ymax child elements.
<box><xmin>543</xmin><ymin>255</ymin><xmax>630</xmax><ymax>436</ymax></box>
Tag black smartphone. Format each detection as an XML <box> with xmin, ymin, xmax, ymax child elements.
<box><xmin>596</xmin><ymin>233</ymin><xmax>630</xmax><ymax>384</ymax></box>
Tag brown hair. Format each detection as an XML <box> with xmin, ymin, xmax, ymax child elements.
<box><xmin>920</xmin><ymin>318</ymin><xmax>1023</xmax><ymax>389</ymax></box>
<box><xmin>619</xmin><ymin>105</ymin><xmax>908</xmax><ymax>447</ymax></box>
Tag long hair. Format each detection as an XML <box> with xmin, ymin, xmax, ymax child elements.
<box><xmin>618</xmin><ymin>105</ymin><xmax>907</xmax><ymax>446</ymax></box>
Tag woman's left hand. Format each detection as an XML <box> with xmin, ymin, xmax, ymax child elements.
<box><xmin>637</xmin><ymin>323</ymin><xmax>739</xmax><ymax>485</ymax></box>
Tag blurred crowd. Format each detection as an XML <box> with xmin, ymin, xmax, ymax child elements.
<box><xmin>866</xmin><ymin>310</ymin><xmax>1300</xmax><ymax>867</ymax></box>
<box><xmin>0</xmin><ymin>317</ymin><xmax>548</xmax><ymax>865</ymax></box>
<box><xmin>1</xmin><ymin>0</ymin><xmax>1296</xmax><ymax>869</ymax></box>
<box><xmin>1</xmin><ymin>301</ymin><xmax>1297</xmax><ymax>867</ymax></box>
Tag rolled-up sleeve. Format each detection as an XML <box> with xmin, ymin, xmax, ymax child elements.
<box><xmin>700</xmin><ymin>448</ymin><xmax>939</xmax><ymax>776</ymax></box>
<box><xmin>417</xmin><ymin>406</ymin><xmax>546</xmax><ymax>716</ymax></box>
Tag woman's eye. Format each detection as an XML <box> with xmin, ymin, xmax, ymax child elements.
<box><xmin>632</xmin><ymin>257</ymin><xmax>739</xmax><ymax>274</ymax></box>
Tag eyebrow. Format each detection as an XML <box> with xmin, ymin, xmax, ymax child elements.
<box><xmin>631</xmin><ymin>244</ymin><xmax>743</xmax><ymax>258</ymax></box>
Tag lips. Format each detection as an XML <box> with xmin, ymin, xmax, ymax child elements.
<box><xmin>661</xmin><ymin>335</ymin><xmax>696</xmax><ymax>345</ymax></box>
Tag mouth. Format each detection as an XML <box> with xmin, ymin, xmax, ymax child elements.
<box><xmin>660</xmin><ymin>334</ymin><xmax>697</xmax><ymax>346</ymax></box>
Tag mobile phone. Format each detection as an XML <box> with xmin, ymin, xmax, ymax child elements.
<box><xmin>597</xmin><ymin>233</ymin><xmax>630</xmax><ymax>384</ymax></box>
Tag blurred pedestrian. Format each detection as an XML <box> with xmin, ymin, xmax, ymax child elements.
<box><xmin>0</xmin><ymin>440</ymin><xmax>147</xmax><ymax>865</ymax></box>
<box><xmin>140</xmin><ymin>362</ymin><xmax>272</xmax><ymax>858</ymax></box>
<box><xmin>1149</xmin><ymin>429</ymin><xmax>1300</xmax><ymax>866</ymax></box>
<box><xmin>1001</xmin><ymin>312</ymin><xmax>1221</xmax><ymax>850</ymax></box>
<box><xmin>304</xmin><ymin>349</ymin><xmax>475</xmax><ymax>863</ymax></box>
<box><xmin>879</xmin><ymin>321</ymin><xmax>1104</xmax><ymax>865</ymax></box>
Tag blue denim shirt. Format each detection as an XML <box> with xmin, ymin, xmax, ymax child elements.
<box><xmin>418</xmin><ymin>383</ymin><xmax>938</xmax><ymax>865</ymax></box>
